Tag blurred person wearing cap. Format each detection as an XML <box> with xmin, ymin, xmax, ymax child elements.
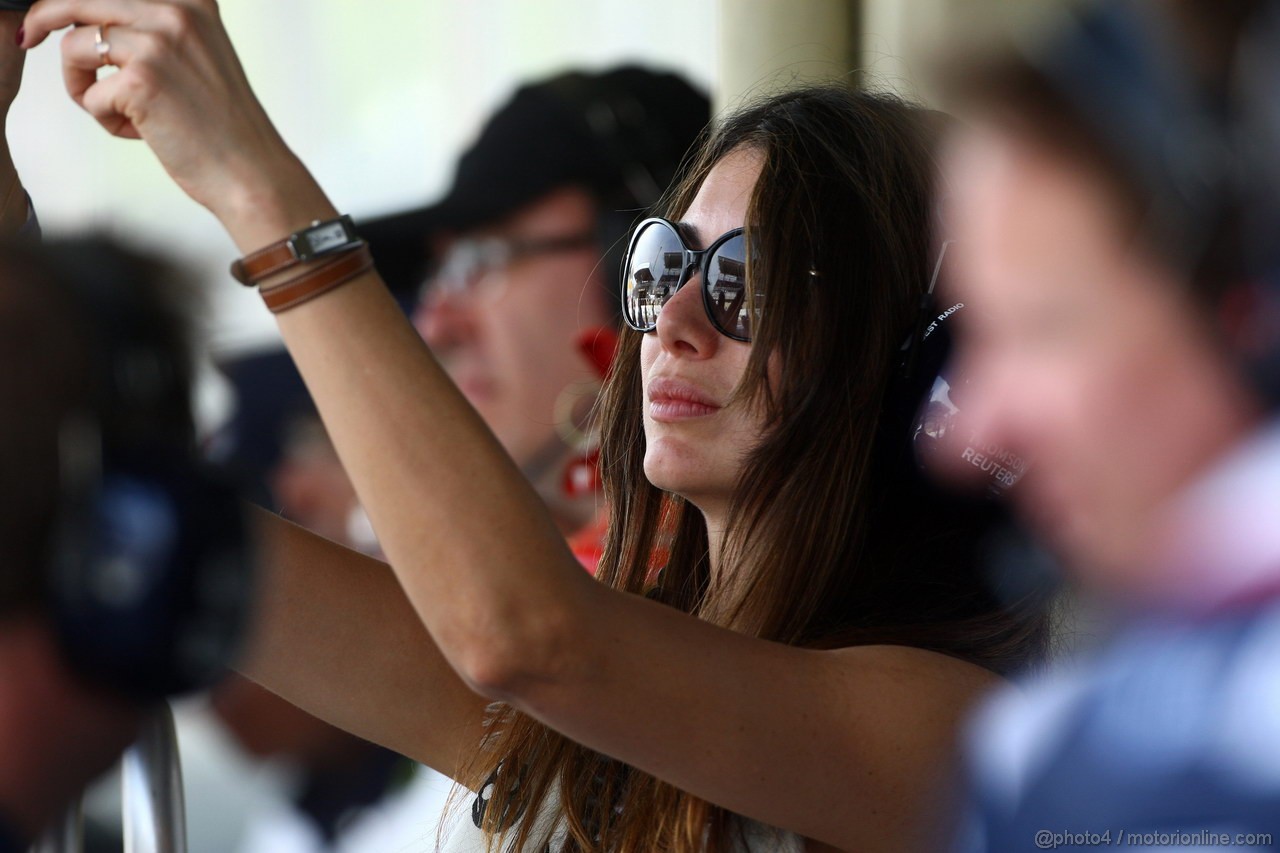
<box><xmin>0</xmin><ymin>14</ymin><xmax>144</xmax><ymax>850</ymax></box>
<box><xmin>927</xmin><ymin>0</ymin><xmax>1280</xmax><ymax>847</ymax></box>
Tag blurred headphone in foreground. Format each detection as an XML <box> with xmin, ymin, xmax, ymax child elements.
<box><xmin>44</xmin><ymin>240</ymin><xmax>254</xmax><ymax>701</ymax></box>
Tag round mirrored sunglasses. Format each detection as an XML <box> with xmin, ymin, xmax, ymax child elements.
<box><xmin>621</xmin><ymin>217</ymin><xmax>757</xmax><ymax>342</ymax></box>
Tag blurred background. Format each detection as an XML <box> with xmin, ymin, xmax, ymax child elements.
<box><xmin>9</xmin><ymin>2</ymin><xmax>1068</xmax><ymax>850</ymax></box>
<box><xmin>11</xmin><ymin>0</ymin><xmax>1056</xmax><ymax>358</ymax></box>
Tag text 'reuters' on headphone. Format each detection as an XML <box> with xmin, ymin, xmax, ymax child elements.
<box><xmin>39</xmin><ymin>238</ymin><xmax>255</xmax><ymax>702</ymax></box>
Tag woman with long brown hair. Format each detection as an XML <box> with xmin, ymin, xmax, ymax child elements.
<box><xmin>20</xmin><ymin>2</ymin><xmax>1047</xmax><ymax>849</ymax></box>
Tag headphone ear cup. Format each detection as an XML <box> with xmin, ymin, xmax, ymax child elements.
<box><xmin>867</xmin><ymin>303</ymin><xmax>1013</xmax><ymax>605</ymax></box>
<box><xmin>50</xmin><ymin>449</ymin><xmax>253</xmax><ymax>701</ymax></box>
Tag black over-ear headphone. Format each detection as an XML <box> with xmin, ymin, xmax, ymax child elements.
<box><xmin>866</xmin><ymin>241</ymin><xmax>1035</xmax><ymax>628</ymax></box>
<box><xmin>888</xmin><ymin>242</ymin><xmax>1028</xmax><ymax>499</ymax></box>
<box><xmin>44</xmin><ymin>240</ymin><xmax>253</xmax><ymax>701</ymax></box>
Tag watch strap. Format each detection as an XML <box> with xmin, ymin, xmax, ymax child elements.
<box><xmin>232</xmin><ymin>240</ymin><xmax>298</xmax><ymax>285</ymax></box>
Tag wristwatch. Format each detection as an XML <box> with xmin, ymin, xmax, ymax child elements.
<box><xmin>231</xmin><ymin>215</ymin><xmax>365</xmax><ymax>285</ymax></box>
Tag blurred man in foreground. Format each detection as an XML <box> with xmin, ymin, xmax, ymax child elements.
<box><xmin>0</xmin><ymin>234</ymin><xmax>252</xmax><ymax>851</ymax></box>
<box><xmin>933</xmin><ymin>0</ymin><xmax>1280</xmax><ymax>846</ymax></box>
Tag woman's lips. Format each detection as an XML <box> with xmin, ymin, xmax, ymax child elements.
<box><xmin>647</xmin><ymin>377</ymin><xmax>721</xmax><ymax>421</ymax></box>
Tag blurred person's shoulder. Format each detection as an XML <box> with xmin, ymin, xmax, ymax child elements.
<box><xmin>964</xmin><ymin>600</ymin><xmax>1280</xmax><ymax>836</ymax></box>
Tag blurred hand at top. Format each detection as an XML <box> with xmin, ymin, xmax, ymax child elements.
<box><xmin>0</xmin><ymin>11</ymin><xmax>26</xmax><ymax>124</ymax></box>
<box><xmin>21</xmin><ymin>0</ymin><xmax>314</xmax><ymax>229</ymax></box>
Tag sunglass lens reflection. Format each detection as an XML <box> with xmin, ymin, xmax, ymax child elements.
<box><xmin>704</xmin><ymin>234</ymin><xmax>750</xmax><ymax>339</ymax></box>
<box><xmin>625</xmin><ymin>222</ymin><xmax>686</xmax><ymax>331</ymax></box>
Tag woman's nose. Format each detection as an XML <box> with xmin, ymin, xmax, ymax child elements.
<box><xmin>654</xmin><ymin>271</ymin><xmax>720</xmax><ymax>358</ymax></box>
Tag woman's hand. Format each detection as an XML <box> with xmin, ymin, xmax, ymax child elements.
<box><xmin>0</xmin><ymin>11</ymin><xmax>27</xmax><ymax>124</ymax></box>
<box><xmin>21</xmin><ymin>0</ymin><xmax>325</xmax><ymax>238</ymax></box>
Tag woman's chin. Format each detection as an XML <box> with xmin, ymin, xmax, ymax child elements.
<box><xmin>643</xmin><ymin>446</ymin><xmax>722</xmax><ymax>505</ymax></box>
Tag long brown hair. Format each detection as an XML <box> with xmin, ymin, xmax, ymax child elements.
<box><xmin>452</xmin><ymin>84</ymin><xmax>1050</xmax><ymax>852</ymax></box>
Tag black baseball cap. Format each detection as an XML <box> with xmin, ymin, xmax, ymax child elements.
<box><xmin>362</xmin><ymin>65</ymin><xmax>710</xmax><ymax>295</ymax></box>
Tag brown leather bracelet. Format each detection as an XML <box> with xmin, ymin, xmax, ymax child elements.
<box><xmin>257</xmin><ymin>246</ymin><xmax>353</xmax><ymax>293</ymax></box>
<box><xmin>261</xmin><ymin>245</ymin><xmax>375</xmax><ymax>313</ymax></box>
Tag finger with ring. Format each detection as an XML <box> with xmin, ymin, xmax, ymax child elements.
<box><xmin>95</xmin><ymin>23</ymin><xmax>113</xmax><ymax>67</ymax></box>
<box><xmin>63</xmin><ymin>23</ymin><xmax>136</xmax><ymax>73</ymax></box>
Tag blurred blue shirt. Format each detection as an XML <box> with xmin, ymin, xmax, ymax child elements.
<box><xmin>958</xmin><ymin>421</ymin><xmax>1280</xmax><ymax>851</ymax></box>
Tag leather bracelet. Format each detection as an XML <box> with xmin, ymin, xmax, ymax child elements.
<box><xmin>257</xmin><ymin>245</ymin><xmax>355</xmax><ymax>293</ymax></box>
<box><xmin>261</xmin><ymin>245</ymin><xmax>375</xmax><ymax>313</ymax></box>
<box><xmin>232</xmin><ymin>215</ymin><xmax>363</xmax><ymax>285</ymax></box>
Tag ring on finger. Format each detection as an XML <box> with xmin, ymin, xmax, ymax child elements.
<box><xmin>95</xmin><ymin>24</ymin><xmax>114</xmax><ymax>68</ymax></box>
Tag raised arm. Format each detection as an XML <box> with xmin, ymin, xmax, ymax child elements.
<box><xmin>242</xmin><ymin>508</ymin><xmax>491</xmax><ymax>777</ymax></box>
<box><xmin>22</xmin><ymin>3</ymin><xmax>998</xmax><ymax>848</ymax></box>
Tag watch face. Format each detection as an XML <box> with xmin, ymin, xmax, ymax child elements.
<box><xmin>295</xmin><ymin>216</ymin><xmax>359</xmax><ymax>259</ymax></box>
<box><xmin>307</xmin><ymin>221</ymin><xmax>354</xmax><ymax>254</ymax></box>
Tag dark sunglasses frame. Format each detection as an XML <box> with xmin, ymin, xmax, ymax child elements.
<box><xmin>620</xmin><ymin>217</ymin><xmax>753</xmax><ymax>342</ymax></box>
